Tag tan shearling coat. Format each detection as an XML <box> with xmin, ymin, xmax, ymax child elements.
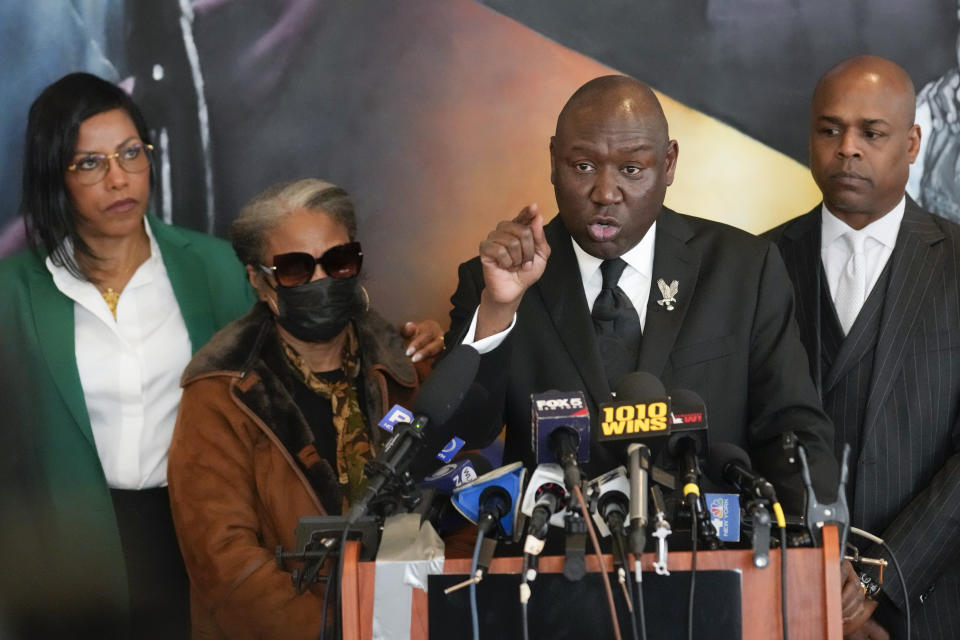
<box><xmin>169</xmin><ymin>304</ymin><xmax>420</xmax><ymax>639</ymax></box>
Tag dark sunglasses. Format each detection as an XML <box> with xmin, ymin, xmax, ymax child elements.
<box><xmin>259</xmin><ymin>241</ymin><xmax>363</xmax><ymax>287</ymax></box>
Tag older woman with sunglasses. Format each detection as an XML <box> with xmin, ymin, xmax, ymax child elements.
<box><xmin>166</xmin><ymin>179</ymin><xmax>444</xmax><ymax>639</ymax></box>
<box><xmin>0</xmin><ymin>73</ymin><xmax>254</xmax><ymax>638</ymax></box>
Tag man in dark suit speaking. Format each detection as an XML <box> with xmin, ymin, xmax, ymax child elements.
<box><xmin>447</xmin><ymin>75</ymin><xmax>838</xmax><ymax>512</ymax></box>
<box><xmin>767</xmin><ymin>56</ymin><xmax>960</xmax><ymax>639</ymax></box>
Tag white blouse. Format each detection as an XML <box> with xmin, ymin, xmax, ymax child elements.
<box><xmin>47</xmin><ymin>219</ymin><xmax>192</xmax><ymax>489</ymax></box>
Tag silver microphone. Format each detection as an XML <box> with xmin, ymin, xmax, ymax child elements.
<box><xmin>627</xmin><ymin>442</ymin><xmax>650</xmax><ymax>556</ymax></box>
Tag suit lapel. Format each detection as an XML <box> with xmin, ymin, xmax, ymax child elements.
<box><xmin>638</xmin><ymin>208</ymin><xmax>699</xmax><ymax>377</ymax></box>
<box><xmin>535</xmin><ymin>218</ymin><xmax>610</xmax><ymax>402</ymax></box>
<box><xmin>27</xmin><ymin>263</ymin><xmax>95</xmax><ymax>450</ymax></box>
<box><xmin>777</xmin><ymin>208</ymin><xmax>823</xmax><ymax>392</ymax></box>
<box><xmin>862</xmin><ymin>202</ymin><xmax>945</xmax><ymax>439</ymax></box>
<box><xmin>150</xmin><ymin>217</ymin><xmax>217</xmax><ymax>353</ymax></box>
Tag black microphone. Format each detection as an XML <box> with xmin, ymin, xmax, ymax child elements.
<box><xmin>705</xmin><ymin>442</ymin><xmax>786</xmax><ymax>568</ymax></box>
<box><xmin>531</xmin><ymin>390</ymin><xmax>590</xmax><ymax>489</ymax></box>
<box><xmin>706</xmin><ymin>443</ymin><xmax>778</xmax><ymax>504</ymax></box>
<box><xmin>348</xmin><ymin>344</ymin><xmax>480</xmax><ymax>524</ymax></box>
<box><xmin>665</xmin><ymin>389</ymin><xmax>720</xmax><ymax>550</ymax></box>
<box><xmin>665</xmin><ymin>389</ymin><xmax>709</xmax><ymax>509</ymax></box>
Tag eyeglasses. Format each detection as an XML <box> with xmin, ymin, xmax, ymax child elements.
<box><xmin>66</xmin><ymin>142</ymin><xmax>154</xmax><ymax>185</ymax></box>
<box><xmin>259</xmin><ymin>241</ymin><xmax>363</xmax><ymax>286</ymax></box>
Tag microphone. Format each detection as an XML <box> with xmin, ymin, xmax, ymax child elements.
<box><xmin>348</xmin><ymin>345</ymin><xmax>480</xmax><ymax>524</ymax></box>
<box><xmin>665</xmin><ymin>389</ymin><xmax>719</xmax><ymax>549</ymax></box>
<box><xmin>602</xmin><ymin>371</ymin><xmax>668</xmax><ymax>558</ymax></box>
<box><xmin>587</xmin><ymin>466</ymin><xmax>630</xmax><ymax>538</ymax></box>
<box><xmin>665</xmin><ymin>389</ymin><xmax>709</xmax><ymax>509</ymax></box>
<box><xmin>451</xmin><ymin>462</ymin><xmax>527</xmax><ymax>540</ymax></box>
<box><xmin>706</xmin><ymin>443</ymin><xmax>785</xmax><ymax>567</ymax></box>
<box><xmin>706</xmin><ymin>443</ymin><xmax>779</xmax><ymax>507</ymax></box>
<box><xmin>627</xmin><ymin>443</ymin><xmax>650</xmax><ymax>555</ymax></box>
<box><xmin>446</xmin><ymin>461</ymin><xmax>527</xmax><ymax>631</ymax></box>
<box><xmin>417</xmin><ymin>452</ymin><xmax>494</xmax><ymax>533</ymax></box>
<box><xmin>520</xmin><ymin>463</ymin><xmax>569</xmax><ymax>555</ymax></box>
<box><xmin>420</xmin><ymin>453</ymin><xmax>490</xmax><ymax>494</ymax></box>
<box><xmin>599</xmin><ymin>372</ymin><xmax>671</xmax><ymax>441</ymax></box>
<box><xmin>531</xmin><ymin>390</ymin><xmax>590</xmax><ymax>489</ymax></box>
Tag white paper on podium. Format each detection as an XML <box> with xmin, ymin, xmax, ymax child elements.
<box><xmin>372</xmin><ymin>513</ymin><xmax>445</xmax><ymax>640</ymax></box>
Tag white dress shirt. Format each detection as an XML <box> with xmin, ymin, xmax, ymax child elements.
<box><xmin>821</xmin><ymin>198</ymin><xmax>905</xmax><ymax>321</ymax></box>
<box><xmin>47</xmin><ymin>218</ymin><xmax>192</xmax><ymax>489</ymax></box>
<box><xmin>465</xmin><ymin>221</ymin><xmax>657</xmax><ymax>352</ymax></box>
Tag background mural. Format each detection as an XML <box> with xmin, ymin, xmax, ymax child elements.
<box><xmin>1</xmin><ymin>0</ymin><xmax>957</xmax><ymax>327</ymax></box>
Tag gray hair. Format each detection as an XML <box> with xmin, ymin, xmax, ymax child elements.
<box><xmin>230</xmin><ymin>178</ymin><xmax>358</xmax><ymax>266</ymax></box>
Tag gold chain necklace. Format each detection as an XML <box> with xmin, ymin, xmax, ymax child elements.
<box><xmin>82</xmin><ymin>233</ymin><xmax>150</xmax><ymax>320</ymax></box>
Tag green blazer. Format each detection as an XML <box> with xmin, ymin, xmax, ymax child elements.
<box><xmin>0</xmin><ymin>216</ymin><xmax>254</xmax><ymax>622</ymax></box>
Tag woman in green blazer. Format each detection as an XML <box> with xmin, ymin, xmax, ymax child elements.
<box><xmin>0</xmin><ymin>73</ymin><xmax>253</xmax><ymax>639</ymax></box>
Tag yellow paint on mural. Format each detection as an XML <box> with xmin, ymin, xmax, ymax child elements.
<box><xmin>657</xmin><ymin>91</ymin><xmax>822</xmax><ymax>233</ymax></box>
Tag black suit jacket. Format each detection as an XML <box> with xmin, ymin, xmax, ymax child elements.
<box><xmin>448</xmin><ymin>208</ymin><xmax>838</xmax><ymax>513</ymax></box>
<box><xmin>767</xmin><ymin>201</ymin><xmax>960</xmax><ymax>638</ymax></box>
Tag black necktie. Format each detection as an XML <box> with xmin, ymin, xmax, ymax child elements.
<box><xmin>592</xmin><ymin>258</ymin><xmax>642</xmax><ymax>392</ymax></box>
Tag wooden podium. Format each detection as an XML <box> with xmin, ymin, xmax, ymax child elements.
<box><xmin>339</xmin><ymin>525</ymin><xmax>842</xmax><ymax>639</ymax></box>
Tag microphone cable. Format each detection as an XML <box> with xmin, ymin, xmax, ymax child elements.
<box><xmin>779</xmin><ymin>523</ymin><xmax>788</xmax><ymax>640</ymax></box>
<box><xmin>687</xmin><ymin>506</ymin><xmax>697</xmax><ymax>640</ymax></box>
<box><xmin>634</xmin><ymin>558</ymin><xmax>648</xmax><ymax>640</ymax></box>
<box><xmin>333</xmin><ymin>524</ymin><xmax>352</xmax><ymax>640</ymax></box>
<box><xmin>519</xmin><ymin>553</ymin><xmax>533</xmax><ymax>640</ymax></box>
<box><xmin>317</xmin><ymin>524</ymin><xmax>349</xmax><ymax>640</ymax></box>
<box><xmin>850</xmin><ymin>526</ymin><xmax>910</xmax><ymax>640</ymax></box>
<box><xmin>610</xmin><ymin>522</ymin><xmax>641</xmax><ymax>640</ymax></box>
<box><xmin>318</xmin><ymin>543</ymin><xmax>336</xmax><ymax>640</ymax></box>
<box><xmin>469</xmin><ymin>527</ymin><xmax>486</xmax><ymax>640</ymax></box>
<box><xmin>572</xmin><ymin>483</ymin><xmax>623</xmax><ymax>640</ymax></box>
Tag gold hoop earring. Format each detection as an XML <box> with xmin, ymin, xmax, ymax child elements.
<box><xmin>359</xmin><ymin>285</ymin><xmax>370</xmax><ymax>313</ymax></box>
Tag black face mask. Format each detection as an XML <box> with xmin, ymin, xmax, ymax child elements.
<box><xmin>270</xmin><ymin>275</ymin><xmax>366</xmax><ymax>343</ymax></box>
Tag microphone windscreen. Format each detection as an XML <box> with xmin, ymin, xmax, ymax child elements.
<box><xmin>705</xmin><ymin>442</ymin><xmax>752</xmax><ymax>486</ymax></box>
<box><xmin>414</xmin><ymin>344</ymin><xmax>480</xmax><ymax>426</ymax></box>
<box><xmin>615</xmin><ymin>371</ymin><xmax>665</xmax><ymax>401</ymax></box>
<box><xmin>670</xmin><ymin>388</ymin><xmax>706</xmax><ymax>409</ymax></box>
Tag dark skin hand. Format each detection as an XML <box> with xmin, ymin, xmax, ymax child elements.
<box><xmin>840</xmin><ymin>559</ymin><xmax>888</xmax><ymax>639</ymax></box>
<box><xmin>475</xmin><ymin>203</ymin><xmax>551</xmax><ymax>341</ymax></box>
<box><xmin>400</xmin><ymin>319</ymin><xmax>445</xmax><ymax>363</ymax></box>
<box><xmin>845</xmin><ymin>618</ymin><xmax>890</xmax><ymax>640</ymax></box>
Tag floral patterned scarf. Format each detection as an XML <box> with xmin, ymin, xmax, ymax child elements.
<box><xmin>280</xmin><ymin>325</ymin><xmax>374</xmax><ymax>506</ymax></box>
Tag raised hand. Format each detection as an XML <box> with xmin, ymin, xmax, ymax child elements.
<box><xmin>475</xmin><ymin>204</ymin><xmax>551</xmax><ymax>339</ymax></box>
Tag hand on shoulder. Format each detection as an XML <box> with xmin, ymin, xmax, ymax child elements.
<box><xmin>400</xmin><ymin>319</ymin><xmax>444</xmax><ymax>363</ymax></box>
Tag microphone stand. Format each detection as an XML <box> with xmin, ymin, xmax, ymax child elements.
<box><xmin>745</xmin><ymin>498</ymin><xmax>772</xmax><ymax>569</ymax></box>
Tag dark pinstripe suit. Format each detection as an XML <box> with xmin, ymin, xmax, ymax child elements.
<box><xmin>766</xmin><ymin>200</ymin><xmax>960</xmax><ymax>639</ymax></box>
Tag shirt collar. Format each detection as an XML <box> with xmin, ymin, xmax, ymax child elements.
<box><xmin>571</xmin><ymin>220</ymin><xmax>657</xmax><ymax>283</ymax></box>
<box><xmin>820</xmin><ymin>196</ymin><xmax>905</xmax><ymax>251</ymax></box>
